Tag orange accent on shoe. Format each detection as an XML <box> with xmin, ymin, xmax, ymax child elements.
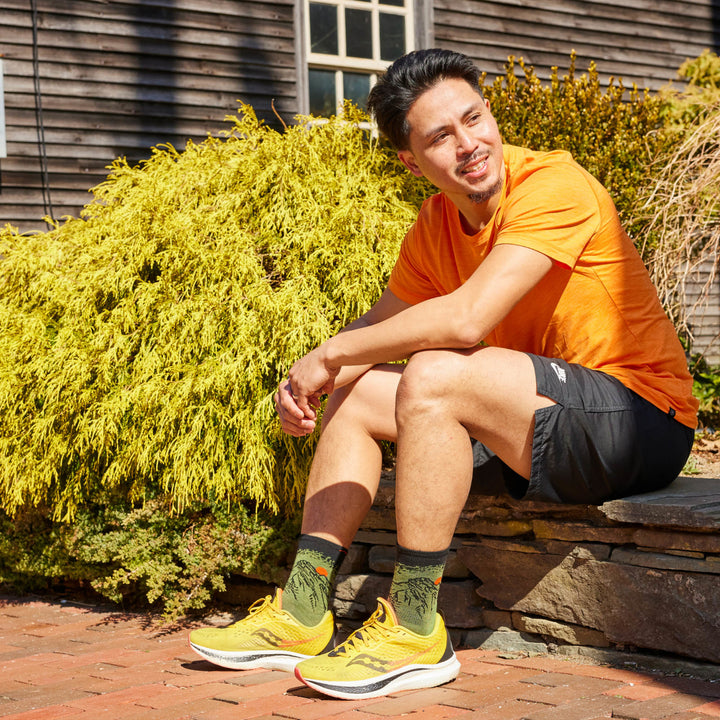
<box><xmin>434</xmin><ymin>577</ymin><xmax>442</xmax><ymax>585</ymax></box>
<box><xmin>316</xmin><ymin>567</ymin><xmax>328</xmax><ymax>576</ymax></box>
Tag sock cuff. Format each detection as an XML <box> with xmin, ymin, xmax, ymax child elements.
<box><xmin>298</xmin><ymin>534</ymin><xmax>348</xmax><ymax>558</ymax></box>
<box><xmin>396</xmin><ymin>544</ymin><xmax>450</xmax><ymax>568</ymax></box>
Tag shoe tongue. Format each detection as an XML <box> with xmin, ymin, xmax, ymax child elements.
<box><xmin>377</xmin><ymin>597</ymin><xmax>399</xmax><ymax>626</ymax></box>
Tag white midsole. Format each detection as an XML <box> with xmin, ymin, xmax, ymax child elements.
<box><xmin>296</xmin><ymin>655</ymin><xmax>461</xmax><ymax>700</ymax></box>
<box><xmin>189</xmin><ymin>641</ymin><xmax>308</xmax><ymax>672</ymax></box>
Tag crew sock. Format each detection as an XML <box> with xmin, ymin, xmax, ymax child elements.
<box><xmin>388</xmin><ymin>545</ymin><xmax>449</xmax><ymax>635</ymax></box>
<box><xmin>282</xmin><ymin>534</ymin><xmax>347</xmax><ymax>626</ymax></box>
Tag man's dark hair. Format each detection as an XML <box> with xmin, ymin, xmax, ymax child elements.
<box><xmin>366</xmin><ymin>49</ymin><xmax>482</xmax><ymax>150</ymax></box>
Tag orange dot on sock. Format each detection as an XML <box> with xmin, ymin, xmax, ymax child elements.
<box><xmin>316</xmin><ymin>567</ymin><xmax>328</xmax><ymax>576</ymax></box>
<box><xmin>434</xmin><ymin>577</ymin><xmax>442</xmax><ymax>585</ymax></box>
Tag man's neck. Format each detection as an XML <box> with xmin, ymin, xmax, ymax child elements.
<box><xmin>455</xmin><ymin>192</ymin><xmax>501</xmax><ymax>234</ymax></box>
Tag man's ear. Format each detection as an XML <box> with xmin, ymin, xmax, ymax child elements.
<box><xmin>398</xmin><ymin>150</ymin><xmax>423</xmax><ymax>178</ymax></box>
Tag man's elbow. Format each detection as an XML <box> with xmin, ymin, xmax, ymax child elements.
<box><xmin>448</xmin><ymin>315</ymin><xmax>485</xmax><ymax>348</ymax></box>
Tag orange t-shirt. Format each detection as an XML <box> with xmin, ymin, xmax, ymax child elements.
<box><xmin>388</xmin><ymin>144</ymin><xmax>698</xmax><ymax>428</ymax></box>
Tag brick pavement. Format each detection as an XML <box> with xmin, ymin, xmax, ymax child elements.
<box><xmin>1</xmin><ymin>595</ymin><xmax>719</xmax><ymax>720</ymax></box>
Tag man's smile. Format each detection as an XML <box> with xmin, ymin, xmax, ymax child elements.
<box><xmin>458</xmin><ymin>153</ymin><xmax>488</xmax><ymax>177</ymax></box>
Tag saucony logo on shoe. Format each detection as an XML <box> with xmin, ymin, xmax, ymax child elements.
<box><xmin>346</xmin><ymin>638</ymin><xmax>443</xmax><ymax>671</ymax></box>
<box><xmin>252</xmin><ymin>626</ymin><xmax>328</xmax><ymax>649</ymax></box>
<box><xmin>347</xmin><ymin>653</ymin><xmax>389</xmax><ymax>672</ymax></box>
<box><xmin>252</xmin><ymin>627</ymin><xmax>284</xmax><ymax>645</ymax></box>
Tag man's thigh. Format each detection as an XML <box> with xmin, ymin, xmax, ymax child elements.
<box><xmin>473</xmin><ymin>354</ymin><xmax>694</xmax><ymax>505</ymax></box>
<box><xmin>325</xmin><ymin>363</ymin><xmax>404</xmax><ymax>442</ymax></box>
<box><xmin>399</xmin><ymin>346</ymin><xmax>555</xmax><ymax>479</ymax></box>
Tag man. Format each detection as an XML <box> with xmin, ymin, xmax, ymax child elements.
<box><xmin>189</xmin><ymin>49</ymin><xmax>697</xmax><ymax>700</ymax></box>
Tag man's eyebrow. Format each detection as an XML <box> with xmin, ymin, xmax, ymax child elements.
<box><xmin>423</xmin><ymin>101</ymin><xmax>485</xmax><ymax>140</ymax></box>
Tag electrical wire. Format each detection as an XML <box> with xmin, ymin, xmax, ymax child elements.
<box><xmin>30</xmin><ymin>0</ymin><xmax>54</xmax><ymax>220</ymax></box>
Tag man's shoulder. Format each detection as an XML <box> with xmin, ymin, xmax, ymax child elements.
<box><xmin>502</xmin><ymin>144</ymin><xmax>601</xmax><ymax>202</ymax></box>
<box><xmin>503</xmin><ymin>144</ymin><xmax>577</xmax><ymax>174</ymax></box>
<box><xmin>416</xmin><ymin>191</ymin><xmax>452</xmax><ymax>221</ymax></box>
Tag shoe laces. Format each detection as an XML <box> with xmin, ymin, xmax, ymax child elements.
<box><xmin>334</xmin><ymin>606</ymin><xmax>399</xmax><ymax>655</ymax></box>
<box><xmin>231</xmin><ymin>594</ymin><xmax>282</xmax><ymax>627</ymax></box>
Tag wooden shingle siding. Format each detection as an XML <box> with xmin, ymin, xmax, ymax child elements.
<box><xmin>434</xmin><ymin>0</ymin><xmax>720</xmax><ymax>90</ymax></box>
<box><xmin>684</xmin><ymin>260</ymin><xmax>720</xmax><ymax>365</ymax></box>
<box><xmin>2</xmin><ymin>0</ymin><xmax>719</xmax><ymax>236</ymax></box>
<box><xmin>0</xmin><ymin>0</ymin><xmax>298</xmax><ymax>232</ymax></box>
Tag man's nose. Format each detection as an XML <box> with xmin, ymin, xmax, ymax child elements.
<box><xmin>456</xmin><ymin>128</ymin><xmax>477</xmax><ymax>156</ymax></box>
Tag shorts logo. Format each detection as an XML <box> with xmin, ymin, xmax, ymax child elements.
<box><xmin>550</xmin><ymin>362</ymin><xmax>567</xmax><ymax>384</ymax></box>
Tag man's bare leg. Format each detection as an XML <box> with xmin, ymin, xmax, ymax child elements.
<box><xmin>380</xmin><ymin>346</ymin><xmax>553</xmax><ymax>633</ymax></box>
<box><xmin>300</xmin><ymin>363</ymin><xmax>403</xmax><ymax>549</ymax></box>
<box><xmin>393</xmin><ymin>346</ymin><xmax>554</xmax><ymax>551</ymax></box>
<box><xmin>279</xmin><ymin>364</ymin><xmax>403</xmax><ymax>624</ymax></box>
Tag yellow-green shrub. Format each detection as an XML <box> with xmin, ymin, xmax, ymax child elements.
<box><xmin>0</xmin><ymin>105</ymin><xmax>419</xmax><ymax>521</ymax></box>
<box><xmin>0</xmin><ymin>500</ymin><xmax>299</xmax><ymax>620</ymax></box>
<box><xmin>1</xmin><ymin>56</ymin><xmax>712</xmax><ymax>615</ymax></box>
<box><xmin>661</xmin><ymin>49</ymin><xmax>720</xmax><ymax>128</ymax></box>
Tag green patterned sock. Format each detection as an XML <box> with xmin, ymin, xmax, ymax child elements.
<box><xmin>282</xmin><ymin>534</ymin><xmax>347</xmax><ymax>626</ymax></box>
<box><xmin>389</xmin><ymin>545</ymin><xmax>448</xmax><ymax>635</ymax></box>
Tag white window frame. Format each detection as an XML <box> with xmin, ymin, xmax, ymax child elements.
<box><xmin>303</xmin><ymin>0</ymin><xmax>416</xmax><ymax>116</ymax></box>
<box><xmin>0</xmin><ymin>59</ymin><xmax>6</xmax><ymax>159</ymax></box>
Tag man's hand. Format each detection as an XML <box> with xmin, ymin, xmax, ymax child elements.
<box><xmin>274</xmin><ymin>377</ymin><xmax>318</xmax><ymax>437</ymax></box>
<box><xmin>273</xmin><ymin>289</ymin><xmax>411</xmax><ymax>436</ymax></box>
<box><xmin>274</xmin><ymin>346</ymin><xmax>340</xmax><ymax>437</ymax></box>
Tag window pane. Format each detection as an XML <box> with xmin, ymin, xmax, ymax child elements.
<box><xmin>380</xmin><ymin>0</ymin><xmax>404</xmax><ymax>5</ymax></box>
<box><xmin>309</xmin><ymin>68</ymin><xmax>337</xmax><ymax>116</ymax></box>
<box><xmin>310</xmin><ymin>3</ymin><xmax>338</xmax><ymax>55</ymax></box>
<box><xmin>379</xmin><ymin>13</ymin><xmax>405</xmax><ymax>60</ymax></box>
<box><xmin>343</xmin><ymin>72</ymin><xmax>371</xmax><ymax>110</ymax></box>
<box><xmin>345</xmin><ymin>9</ymin><xmax>372</xmax><ymax>59</ymax></box>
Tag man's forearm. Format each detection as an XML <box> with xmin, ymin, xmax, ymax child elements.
<box><xmin>320</xmin><ymin>293</ymin><xmax>468</xmax><ymax>371</ymax></box>
<box><xmin>319</xmin><ymin>244</ymin><xmax>555</xmax><ymax>372</ymax></box>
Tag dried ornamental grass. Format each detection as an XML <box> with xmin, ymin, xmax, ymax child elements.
<box><xmin>635</xmin><ymin>103</ymin><xmax>720</xmax><ymax>346</ymax></box>
<box><xmin>0</xmin><ymin>105</ymin><xmax>420</xmax><ymax>521</ymax></box>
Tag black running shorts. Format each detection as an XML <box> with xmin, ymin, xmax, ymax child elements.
<box><xmin>472</xmin><ymin>354</ymin><xmax>695</xmax><ymax>505</ymax></box>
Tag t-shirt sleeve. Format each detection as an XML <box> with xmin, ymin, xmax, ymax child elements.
<box><xmin>495</xmin><ymin>164</ymin><xmax>600</xmax><ymax>268</ymax></box>
<box><xmin>388</xmin><ymin>224</ymin><xmax>439</xmax><ymax>305</ymax></box>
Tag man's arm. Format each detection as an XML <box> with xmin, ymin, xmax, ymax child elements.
<box><xmin>275</xmin><ymin>289</ymin><xmax>411</xmax><ymax>437</ymax></box>
<box><xmin>287</xmin><ymin>243</ymin><xmax>553</xmax><ymax>421</ymax></box>
<box><xmin>331</xmin><ymin>289</ymin><xmax>413</xmax><ymax>389</ymax></box>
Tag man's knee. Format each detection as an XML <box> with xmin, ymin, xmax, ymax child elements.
<box><xmin>396</xmin><ymin>350</ymin><xmax>464</xmax><ymax>418</ymax></box>
<box><xmin>324</xmin><ymin>374</ymin><xmax>374</xmax><ymax>425</ymax></box>
<box><xmin>322</xmin><ymin>365</ymin><xmax>401</xmax><ymax>440</ymax></box>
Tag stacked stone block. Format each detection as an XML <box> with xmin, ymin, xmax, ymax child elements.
<box><xmin>331</xmin><ymin>472</ymin><xmax>720</xmax><ymax>664</ymax></box>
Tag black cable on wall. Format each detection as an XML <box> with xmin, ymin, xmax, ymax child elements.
<box><xmin>31</xmin><ymin>0</ymin><xmax>54</xmax><ymax>221</ymax></box>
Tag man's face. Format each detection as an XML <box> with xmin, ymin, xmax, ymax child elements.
<box><xmin>398</xmin><ymin>78</ymin><xmax>504</xmax><ymax>213</ymax></box>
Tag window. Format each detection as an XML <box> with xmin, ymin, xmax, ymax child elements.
<box><xmin>304</xmin><ymin>0</ymin><xmax>415</xmax><ymax>116</ymax></box>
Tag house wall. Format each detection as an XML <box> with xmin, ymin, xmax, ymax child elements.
<box><xmin>684</xmin><ymin>260</ymin><xmax>720</xmax><ymax>365</ymax></box>
<box><xmin>0</xmin><ymin>0</ymin><xmax>299</xmax><ymax>233</ymax></box>
<box><xmin>4</xmin><ymin>1</ymin><xmax>719</xmax><ymax>234</ymax></box>
<box><xmin>434</xmin><ymin>0</ymin><xmax>720</xmax><ymax>90</ymax></box>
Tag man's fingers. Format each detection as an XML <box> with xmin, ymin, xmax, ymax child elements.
<box><xmin>276</xmin><ymin>383</ymin><xmax>307</xmax><ymax>419</ymax></box>
<box><xmin>274</xmin><ymin>385</ymin><xmax>317</xmax><ymax>436</ymax></box>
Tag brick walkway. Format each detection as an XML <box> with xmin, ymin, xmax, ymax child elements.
<box><xmin>2</xmin><ymin>595</ymin><xmax>719</xmax><ymax>720</ymax></box>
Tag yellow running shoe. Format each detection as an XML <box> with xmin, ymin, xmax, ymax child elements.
<box><xmin>294</xmin><ymin>597</ymin><xmax>460</xmax><ymax>699</ymax></box>
<box><xmin>188</xmin><ymin>589</ymin><xmax>335</xmax><ymax>671</ymax></box>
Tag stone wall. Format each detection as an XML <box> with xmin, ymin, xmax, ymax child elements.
<box><xmin>331</xmin><ymin>471</ymin><xmax>720</xmax><ymax>665</ymax></box>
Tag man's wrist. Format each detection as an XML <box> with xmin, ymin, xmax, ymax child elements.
<box><xmin>321</xmin><ymin>336</ymin><xmax>343</xmax><ymax>374</ymax></box>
